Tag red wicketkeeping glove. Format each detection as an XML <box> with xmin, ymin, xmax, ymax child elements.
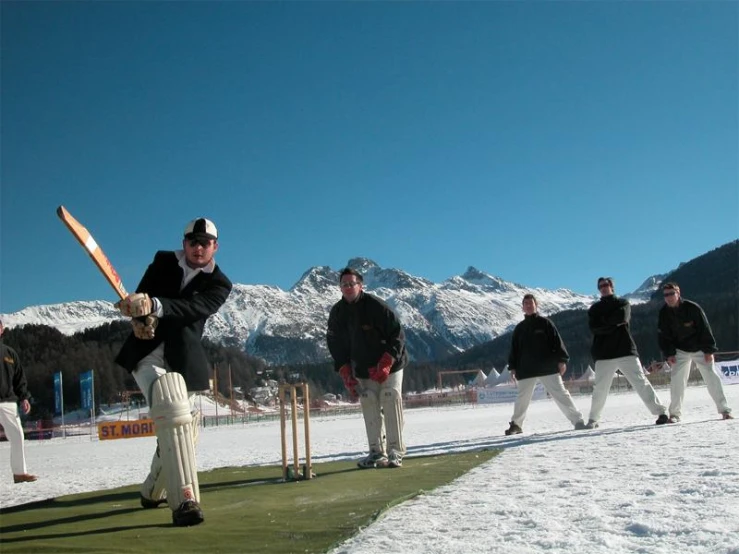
<box><xmin>338</xmin><ymin>364</ymin><xmax>358</xmax><ymax>397</ymax></box>
<box><xmin>368</xmin><ymin>353</ymin><xmax>394</xmax><ymax>384</ymax></box>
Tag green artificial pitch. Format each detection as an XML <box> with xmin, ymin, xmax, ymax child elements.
<box><xmin>0</xmin><ymin>450</ymin><xmax>498</xmax><ymax>554</ymax></box>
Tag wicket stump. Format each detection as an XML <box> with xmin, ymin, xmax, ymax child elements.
<box><xmin>278</xmin><ymin>383</ymin><xmax>313</xmax><ymax>481</ymax></box>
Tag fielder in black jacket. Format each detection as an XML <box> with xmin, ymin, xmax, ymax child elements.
<box><xmin>658</xmin><ymin>282</ymin><xmax>732</xmax><ymax>422</ymax></box>
<box><xmin>585</xmin><ymin>277</ymin><xmax>668</xmax><ymax>428</ymax></box>
<box><xmin>0</xmin><ymin>319</ymin><xmax>37</xmax><ymax>483</ymax></box>
<box><xmin>327</xmin><ymin>268</ymin><xmax>408</xmax><ymax>469</ymax></box>
<box><xmin>505</xmin><ymin>294</ymin><xmax>585</xmax><ymax>435</ymax></box>
<box><xmin>115</xmin><ymin>218</ymin><xmax>232</xmax><ymax>527</ymax></box>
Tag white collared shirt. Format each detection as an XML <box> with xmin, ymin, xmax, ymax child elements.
<box><xmin>152</xmin><ymin>250</ymin><xmax>216</xmax><ymax>316</ymax></box>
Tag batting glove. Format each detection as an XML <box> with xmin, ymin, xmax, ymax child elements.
<box><xmin>116</xmin><ymin>293</ymin><xmax>154</xmax><ymax>317</ymax></box>
<box><xmin>132</xmin><ymin>315</ymin><xmax>158</xmax><ymax>340</ymax></box>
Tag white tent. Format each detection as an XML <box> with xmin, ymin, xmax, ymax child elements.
<box><xmin>471</xmin><ymin>370</ymin><xmax>487</xmax><ymax>387</ymax></box>
<box><xmin>484</xmin><ymin>368</ymin><xmax>500</xmax><ymax>386</ymax></box>
<box><xmin>574</xmin><ymin>366</ymin><xmax>595</xmax><ymax>383</ymax></box>
<box><xmin>493</xmin><ymin>366</ymin><xmax>514</xmax><ymax>386</ymax></box>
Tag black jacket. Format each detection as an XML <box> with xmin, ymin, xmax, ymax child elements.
<box><xmin>508</xmin><ymin>313</ymin><xmax>569</xmax><ymax>380</ymax></box>
<box><xmin>326</xmin><ymin>291</ymin><xmax>408</xmax><ymax>379</ymax></box>
<box><xmin>658</xmin><ymin>299</ymin><xmax>717</xmax><ymax>356</ymax></box>
<box><xmin>0</xmin><ymin>341</ymin><xmax>31</xmax><ymax>403</ymax></box>
<box><xmin>588</xmin><ymin>295</ymin><xmax>638</xmax><ymax>361</ymax></box>
<box><xmin>115</xmin><ymin>251</ymin><xmax>232</xmax><ymax>391</ymax></box>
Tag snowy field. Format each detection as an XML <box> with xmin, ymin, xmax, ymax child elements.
<box><xmin>1</xmin><ymin>384</ymin><xmax>738</xmax><ymax>554</ymax></box>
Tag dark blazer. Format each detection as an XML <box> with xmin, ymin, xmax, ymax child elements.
<box><xmin>115</xmin><ymin>251</ymin><xmax>232</xmax><ymax>391</ymax></box>
<box><xmin>508</xmin><ymin>313</ymin><xmax>569</xmax><ymax>380</ymax></box>
<box><xmin>326</xmin><ymin>291</ymin><xmax>408</xmax><ymax>379</ymax></box>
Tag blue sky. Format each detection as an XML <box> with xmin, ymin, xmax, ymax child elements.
<box><xmin>1</xmin><ymin>1</ymin><xmax>737</xmax><ymax>314</ymax></box>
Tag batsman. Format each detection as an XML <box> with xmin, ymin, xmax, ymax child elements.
<box><xmin>115</xmin><ymin>218</ymin><xmax>232</xmax><ymax>527</ymax></box>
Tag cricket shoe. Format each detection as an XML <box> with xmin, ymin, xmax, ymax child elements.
<box><xmin>13</xmin><ymin>473</ymin><xmax>38</xmax><ymax>484</ymax></box>
<box><xmin>574</xmin><ymin>420</ymin><xmax>587</xmax><ymax>430</ymax></box>
<box><xmin>722</xmin><ymin>412</ymin><xmax>734</xmax><ymax>420</ymax></box>
<box><xmin>655</xmin><ymin>414</ymin><xmax>670</xmax><ymax>425</ymax></box>
<box><xmin>387</xmin><ymin>452</ymin><xmax>403</xmax><ymax>468</ymax></box>
<box><xmin>504</xmin><ymin>422</ymin><xmax>522</xmax><ymax>436</ymax></box>
<box><xmin>668</xmin><ymin>415</ymin><xmax>680</xmax><ymax>424</ymax></box>
<box><xmin>172</xmin><ymin>500</ymin><xmax>204</xmax><ymax>527</ymax></box>
<box><xmin>357</xmin><ymin>452</ymin><xmax>389</xmax><ymax>469</ymax></box>
<box><xmin>584</xmin><ymin>420</ymin><xmax>599</xmax><ymax>430</ymax></box>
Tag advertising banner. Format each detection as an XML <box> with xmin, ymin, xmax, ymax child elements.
<box><xmin>54</xmin><ymin>372</ymin><xmax>63</xmax><ymax>415</ymax></box>
<box><xmin>80</xmin><ymin>370</ymin><xmax>94</xmax><ymax>411</ymax></box>
<box><xmin>716</xmin><ymin>359</ymin><xmax>739</xmax><ymax>385</ymax></box>
<box><xmin>477</xmin><ymin>382</ymin><xmax>547</xmax><ymax>404</ymax></box>
<box><xmin>98</xmin><ymin>419</ymin><xmax>156</xmax><ymax>440</ymax></box>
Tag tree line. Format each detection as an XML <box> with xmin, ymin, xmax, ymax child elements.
<box><xmin>3</xmin><ymin>320</ymin><xmax>443</xmax><ymax>420</ymax></box>
<box><xmin>9</xmin><ymin>286</ymin><xmax>733</xmax><ymax>421</ymax></box>
<box><xmin>5</xmin><ymin>241</ymin><xmax>736</xmax><ymax>419</ymax></box>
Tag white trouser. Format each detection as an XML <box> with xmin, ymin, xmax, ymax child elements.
<box><xmin>669</xmin><ymin>350</ymin><xmax>731</xmax><ymax>417</ymax></box>
<box><xmin>511</xmin><ymin>374</ymin><xmax>583</xmax><ymax>427</ymax></box>
<box><xmin>133</xmin><ymin>345</ymin><xmax>169</xmax><ymax>406</ymax></box>
<box><xmin>589</xmin><ymin>356</ymin><xmax>667</xmax><ymax>423</ymax></box>
<box><xmin>0</xmin><ymin>401</ymin><xmax>28</xmax><ymax>475</ymax></box>
<box><xmin>357</xmin><ymin>369</ymin><xmax>405</xmax><ymax>457</ymax></box>
<box><xmin>133</xmin><ymin>345</ymin><xmax>199</xmax><ymax>411</ymax></box>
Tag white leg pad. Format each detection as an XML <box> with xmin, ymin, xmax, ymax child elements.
<box><xmin>141</xmin><ymin>408</ymin><xmax>200</xmax><ymax>504</ymax></box>
<box><xmin>380</xmin><ymin>373</ymin><xmax>405</xmax><ymax>456</ymax></box>
<box><xmin>149</xmin><ymin>372</ymin><xmax>200</xmax><ymax>510</ymax></box>
<box><xmin>141</xmin><ymin>445</ymin><xmax>167</xmax><ymax>502</ymax></box>
<box><xmin>191</xmin><ymin>408</ymin><xmax>201</xmax><ymax>447</ymax></box>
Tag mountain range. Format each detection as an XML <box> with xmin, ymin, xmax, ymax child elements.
<box><xmin>1</xmin><ymin>257</ymin><xmax>661</xmax><ymax>365</ymax></box>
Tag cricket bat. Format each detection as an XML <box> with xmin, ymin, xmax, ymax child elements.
<box><xmin>56</xmin><ymin>205</ymin><xmax>128</xmax><ymax>300</ymax></box>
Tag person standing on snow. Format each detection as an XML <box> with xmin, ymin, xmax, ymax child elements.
<box><xmin>505</xmin><ymin>294</ymin><xmax>586</xmax><ymax>435</ymax></box>
<box><xmin>585</xmin><ymin>277</ymin><xmax>669</xmax><ymax>428</ymax></box>
<box><xmin>658</xmin><ymin>282</ymin><xmax>732</xmax><ymax>422</ymax></box>
<box><xmin>327</xmin><ymin>268</ymin><xmax>408</xmax><ymax>469</ymax></box>
<box><xmin>0</xmin><ymin>319</ymin><xmax>38</xmax><ymax>484</ymax></box>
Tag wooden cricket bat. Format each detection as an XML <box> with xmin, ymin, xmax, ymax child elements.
<box><xmin>57</xmin><ymin>205</ymin><xmax>128</xmax><ymax>300</ymax></box>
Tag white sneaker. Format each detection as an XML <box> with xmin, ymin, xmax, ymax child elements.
<box><xmin>357</xmin><ymin>452</ymin><xmax>388</xmax><ymax>469</ymax></box>
<box><xmin>387</xmin><ymin>452</ymin><xmax>403</xmax><ymax>468</ymax></box>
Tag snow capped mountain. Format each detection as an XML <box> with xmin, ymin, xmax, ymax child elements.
<box><xmin>2</xmin><ymin>260</ymin><xmax>602</xmax><ymax>365</ymax></box>
<box><xmin>623</xmin><ymin>273</ymin><xmax>668</xmax><ymax>302</ymax></box>
<box><xmin>3</xmin><ymin>300</ymin><xmax>124</xmax><ymax>335</ymax></box>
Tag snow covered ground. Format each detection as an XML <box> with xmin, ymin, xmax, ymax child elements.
<box><xmin>1</xmin><ymin>385</ymin><xmax>738</xmax><ymax>554</ymax></box>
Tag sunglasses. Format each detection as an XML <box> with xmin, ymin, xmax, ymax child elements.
<box><xmin>340</xmin><ymin>281</ymin><xmax>361</xmax><ymax>289</ymax></box>
<box><xmin>663</xmin><ymin>291</ymin><xmax>677</xmax><ymax>297</ymax></box>
<box><xmin>188</xmin><ymin>238</ymin><xmax>213</xmax><ymax>248</ymax></box>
